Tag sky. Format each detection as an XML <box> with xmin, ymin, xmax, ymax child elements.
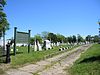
<box><xmin>3</xmin><ymin>0</ymin><xmax>100</xmax><ymax>39</ymax></box>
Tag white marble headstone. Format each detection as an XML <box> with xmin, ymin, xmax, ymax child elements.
<box><xmin>34</xmin><ymin>41</ymin><xmax>37</xmax><ymax>51</ymax></box>
<box><xmin>44</xmin><ymin>40</ymin><xmax>51</xmax><ymax>50</ymax></box>
<box><xmin>37</xmin><ymin>41</ymin><xmax>42</xmax><ymax>51</ymax></box>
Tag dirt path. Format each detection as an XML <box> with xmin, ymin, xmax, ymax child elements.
<box><xmin>5</xmin><ymin>44</ymin><xmax>92</xmax><ymax>75</ymax></box>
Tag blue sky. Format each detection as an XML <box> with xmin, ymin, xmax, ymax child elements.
<box><xmin>4</xmin><ymin>0</ymin><xmax>100</xmax><ymax>39</ymax></box>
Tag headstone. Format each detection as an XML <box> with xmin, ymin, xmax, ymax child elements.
<box><xmin>34</xmin><ymin>40</ymin><xmax>42</xmax><ymax>51</ymax></box>
<box><xmin>62</xmin><ymin>48</ymin><xmax>65</xmax><ymax>50</ymax></box>
<box><xmin>53</xmin><ymin>43</ymin><xmax>56</xmax><ymax>46</ymax></box>
<box><xmin>37</xmin><ymin>41</ymin><xmax>42</xmax><ymax>51</ymax></box>
<box><xmin>65</xmin><ymin>47</ymin><xmax>68</xmax><ymax>49</ymax></box>
<box><xmin>51</xmin><ymin>43</ymin><xmax>53</xmax><ymax>47</ymax></box>
<box><xmin>57</xmin><ymin>42</ymin><xmax>60</xmax><ymax>46</ymax></box>
<box><xmin>59</xmin><ymin>48</ymin><xmax>62</xmax><ymax>51</ymax></box>
<box><xmin>43</xmin><ymin>40</ymin><xmax>51</xmax><ymax>50</ymax></box>
<box><xmin>34</xmin><ymin>41</ymin><xmax>37</xmax><ymax>51</ymax></box>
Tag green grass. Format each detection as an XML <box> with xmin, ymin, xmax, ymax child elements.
<box><xmin>11</xmin><ymin>46</ymin><xmax>57</xmax><ymax>66</ymax></box>
<box><xmin>10</xmin><ymin>45</ymin><xmax>78</xmax><ymax>67</ymax></box>
<box><xmin>69</xmin><ymin>44</ymin><xmax>100</xmax><ymax>75</ymax></box>
<box><xmin>0</xmin><ymin>68</ymin><xmax>5</xmax><ymax>74</ymax></box>
<box><xmin>0</xmin><ymin>48</ymin><xmax>5</xmax><ymax>75</ymax></box>
<box><xmin>0</xmin><ymin>47</ymin><xmax>4</xmax><ymax>63</ymax></box>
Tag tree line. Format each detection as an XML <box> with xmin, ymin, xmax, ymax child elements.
<box><xmin>30</xmin><ymin>31</ymin><xmax>99</xmax><ymax>44</ymax></box>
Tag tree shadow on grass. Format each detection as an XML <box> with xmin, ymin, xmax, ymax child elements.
<box><xmin>79</xmin><ymin>56</ymin><xmax>100</xmax><ymax>64</ymax></box>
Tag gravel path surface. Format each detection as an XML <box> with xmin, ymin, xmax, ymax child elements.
<box><xmin>38</xmin><ymin>44</ymin><xmax>92</xmax><ymax>75</ymax></box>
<box><xmin>5</xmin><ymin>44</ymin><xmax>92</xmax><ymax>75</ymax></box>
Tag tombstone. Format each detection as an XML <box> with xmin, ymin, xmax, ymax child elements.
<box><xmin>59</xmin><ymin>48</ymin><xmax>62</xmax><ymax>51</ymax></box>
<box><xmin>34</xmin><ymin>41</ymin><xmax>37</xmax><ymax>51</ymax></box>
<box><xmin>57</xmin><ymin>42</ymin><xmax>60</xmax><ymax>46</ymax></box>
<box><xmin>65</xmin><ymin>47</ymin><xmax>67</xmax><ymax>49</ymax></box>
<box><xmin>51</xmin><ymin>43</ymin><xmax>53</xmax><ymax>47</ymax></box>
<box><xmin>74</xmin><ymin>43</ymin><xmax>77</xmax><ymax>46</ymax></box>
<box><xmin>62</xmin><ymin>47</ymin><xmax>65</xmax><ymax>50</ymax></box>
<box><xmin>42</xmin><ymin>40</ymin><xmax>51</xmax><ymax>50</ymax></box>
<box><xmin>0</xmin><ymin>40</ymin><xmax>3</xmax><ymax>47</ymax></box>
<box><xmin>65</xmin><ymin>47</ymin><xmax>68</xmax><ymax>49</ymax></box>
<box><xmin>34</xmin><ymin>40</ymin><xmax>42</xmax><ymax>51</ymax></box>
<box><xmin>67</xmin><ymin>42</ymin><xmax>70</xmax><ymax>45</ymax></box>
<box><xmin>53</xmin><ymin>43</ymin><xmax>56</xmax><ymax>46</ymax></box>
<box><xmin>37</xmin><ymin>41</ymin><xmax>42</xmax><ymax>51</ymax></box>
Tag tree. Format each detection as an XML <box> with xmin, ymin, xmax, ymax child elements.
<box><xmin>67</xmin><ymin>36</ymin><xmax>73</xmax><ymax>43</ymax></box>
<box><xmin>0</xmin><ymin>0</ymin><xmax>9</xmax><ymax>38</ymax></box>
<box><xmin>85</xmin><ymin>35</ymin><xmax>91</xmax><ymax>42</ymax></box>
<box><xmin>56</xmin><ymin>34</ymin><xmax>67</xmax><ymax>43</ymax></box>
<box><xmin>41</xmin><ymin>31</ymin><xmax>49</xmax><ymax>40</ymax></box>
<box><xmin>30</xmin><ymin>37</ymin><xmax>35</xmax><ymax>45</ymax></box>
<box><xmin>34</xmin><ymin>34</ymin><xmax>42</xmax><ymax>44</ymax></box>
<box><xmin>47</xmin><ymin>33</ymin><xmax>57</xmax><ymax>43</ymax></box>
<box><xmin>93</xmin><ymin>35</ymin><xmax>99</xmax><ymax>43</ymax></box>
<box><xmin>30</xmin><ymin>34</ymin><xmax>43</xmax><ymax>45</ymax></box>
<box><xmin>77</xmin><ymin>34</ymin><xmax>84</xmax><ymax>43</ymax></box>
<box><xmin>57</xmin><ymin>34</ymin><xmax>66</xmax><ymax>43</ymax></box>
<box><xmin>72</xmin><ymin>35</ymin><xmax>76</xmax><ymax>43</ymax></box>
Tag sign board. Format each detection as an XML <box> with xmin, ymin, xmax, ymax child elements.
<box><xmin>16</xmin><ymin>31</ymin><xmax>29</xmax><ymax>43</ymax></box>
<box><xmin>13</xmin><ymin>27</ymin><xmax>31</xmax><ymax>55</ymax></box>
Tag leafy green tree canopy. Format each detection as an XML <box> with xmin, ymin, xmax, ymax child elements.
<box><xmin>47</xmin><ymin>32</ymin><xmax>57</xmax><ymax>43</ymax></box>
<box><xmin>0</xmin><ymin>0</ymin><xmax>9</xmax><ymax>38</ymax></box>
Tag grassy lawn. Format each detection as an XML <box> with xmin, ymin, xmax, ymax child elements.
<box><xmin>0</xmin><ymin>47</ymin><xmax>5</xmax><ymax>74</ymax></box>
<box><xmin>10</xmin><ymin>45</ymin><xmax>78</xmax><ymax>67</ymax></box>
<box><xmin>69</xmin><ymin>44</ymin><xmax>100</xmax><ymax>75</ymax></box>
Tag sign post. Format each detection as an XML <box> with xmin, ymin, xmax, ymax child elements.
<box><xmin>28</xmin><ymin>30</ymin><xmax>31</xmax><ymax>53</ymax></box>
<box><xmin>13</xmin><ymin>27</ymin><xmax>31</xmax><ymax>55</ymax></box>
<box><xmin>14</xmin><ymin>27</ymin><xmax>17</xmax><ymax>55</ymax></box>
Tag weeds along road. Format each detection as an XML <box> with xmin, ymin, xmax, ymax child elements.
<box><xmin>6</xmin><ymin>44</ymin><xmax>92</xmax><ymax>75</ymax></box>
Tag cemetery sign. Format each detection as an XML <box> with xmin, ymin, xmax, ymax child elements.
<box><xmin>16</xmin><ymin>31</ymin><xmax>29</xmax><ymax>43</ymax></box>
<box><xmin>13</xmin><ymin>27</ymin><xmax>31</xmax><ymax>55</ymax></box>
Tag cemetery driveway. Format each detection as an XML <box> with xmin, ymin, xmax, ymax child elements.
<box><xmin>5</xmin><ymin>44</ymin><xmax>92</xmax><ymax>75</ymax></box>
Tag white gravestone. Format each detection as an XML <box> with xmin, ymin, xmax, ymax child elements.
<box><xmin>57</xmin><ymin>42</ymin><xmax>60</xmax><ymax>46</ymax></box>
<box><xmin>34</xmin><ymin>41</ymin><xmax>37</xmax><ymax>51</ymax></box>
<box><xmin>43</xmin><ymin>40</ymin><xmax>51</xmax><ymax>50</ymax></box>
<box><xmin>34</xmin><ymin>40</ymin><xmax>42</xmax><ymax>51</ymax></box>
<box><xmin>37</xmin><ymin>41</ymin><xmax>42</xmax><ymax>51</ymax></box>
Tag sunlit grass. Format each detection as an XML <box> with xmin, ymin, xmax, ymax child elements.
<box><xmin>69</xmin><ymin>44</ymin><xmax>100</xmax><ymax>75</ymax></box>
